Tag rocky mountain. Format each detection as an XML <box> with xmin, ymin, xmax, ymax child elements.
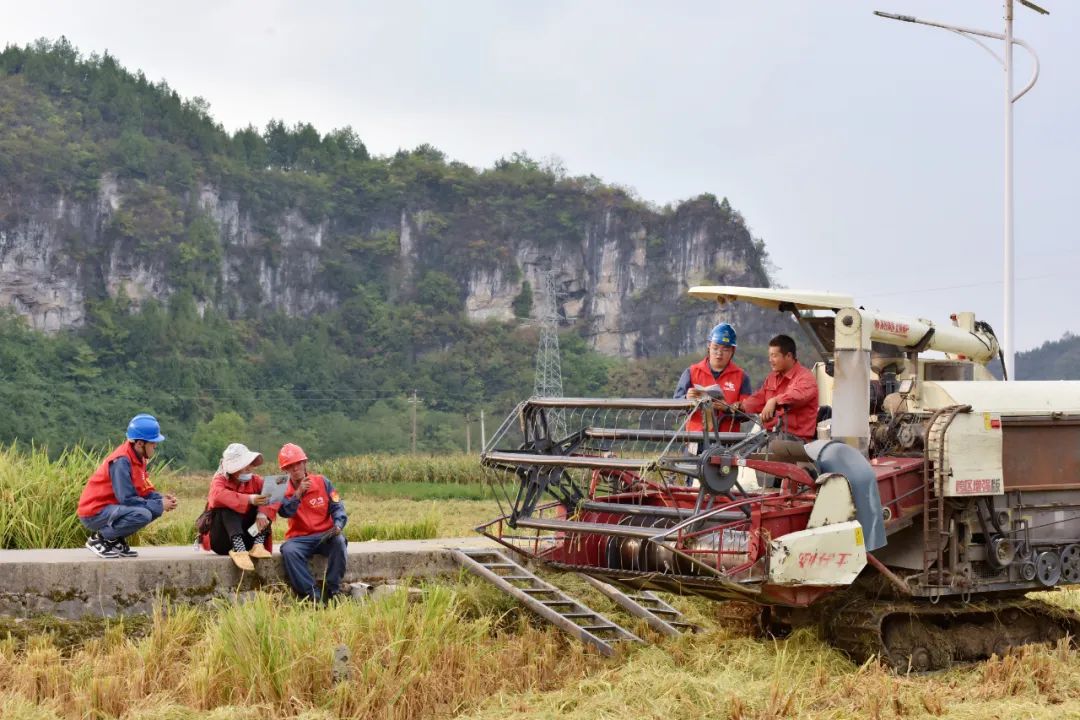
<box><xmin>0</xmin><ymin>39</ymin><xmax>785</xmax><ymax>359</ymax></box>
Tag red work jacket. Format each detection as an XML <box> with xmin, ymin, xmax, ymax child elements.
<box><xmin>740</xmin><ymin>362</ymin><xmax>820</xmax><ymax>441</ymax></box>
<box><xmin>198</xmin><ymin>472</ymin><xmax>277</xmax><ymax>551</ymax></box>
<box><xmin>282</xmin><ymin>474</ymin><xmax>339</xmax><ymax>539</ymax></box>
<box><xmin>686</xmin><ymin>358</ymin><xmax>749</xmax><ymax>432</ymax></box>
<box><xmin>77</xmin><ymin>442</ymin><xmax>152</xmax><ymax>518</ymax></box>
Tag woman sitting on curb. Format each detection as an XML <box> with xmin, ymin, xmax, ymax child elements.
<box><xmin>199</xmin><ymin>443</ymin><xmax>277</xmax><ymax>571</ymax></box>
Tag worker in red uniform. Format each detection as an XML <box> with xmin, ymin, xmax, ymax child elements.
<box><xmin>674</xmin><ymin>322</ymin><xmax>752</xmax><ymax>433</ymax></box>
<box><xmin>199</xmin><ymin>443</ymin><xmax>277</xmax><ymax>571</ymax></box>
<box><xmin>277</xmin><ymin>443</ymin><xmax>349</xmax><ymax>602</ymax></box>
<box><xmin>78</xmin><ymin>414</ymin><xmax>178</xmax><ymax>558</ymax></box>
<box><xmin>732</xmin><ymin>334</ymin><xmax>820</xmax><ymax>442</ymax></box>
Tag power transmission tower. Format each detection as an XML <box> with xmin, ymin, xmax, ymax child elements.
<box><xmin>533</xmin><ymin>271</ymin><xmax>566</xmax><ymax>439</ymax></box>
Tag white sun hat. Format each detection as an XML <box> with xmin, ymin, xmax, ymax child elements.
<box><xmin>219</xmin><ymin>443</ymin><xmax>264</xmax><ymax>475</ymax></box>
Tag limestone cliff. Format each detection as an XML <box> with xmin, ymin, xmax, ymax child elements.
<box><xmin>0</xmin><ymin>175</ymin><xmax>781</xmax><ymax>357</ymax></box>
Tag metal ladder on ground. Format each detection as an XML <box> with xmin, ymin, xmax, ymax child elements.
<box><xmin>451</xmin><ymin>548</ymin><xmax>642</xmax><ymax>656</ymax></box>
<box><xmin>575</xmin><ymin>573</ymin><xmax>699</xmax><ymax>637</ymax></box>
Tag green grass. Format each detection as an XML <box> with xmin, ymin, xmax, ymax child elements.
<box><xmin>345</xmin><ymin>480</ymin><xmax>494</xmax><ymax>501</ymax></box>
<box><xmin>347</xmin><ymin>516</ymin><xmax>439</xmax><ymax>542</ymax></box>
<box><xmin>318</xmin><ymin>454</ymin><xmax>485</xmax><ymax>485</ymax></box>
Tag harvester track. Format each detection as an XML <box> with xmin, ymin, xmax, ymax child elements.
<box><xmin>821</xmin><ymin>595</ymin><xmax>1080</xmax><ymax>671</ymax></box>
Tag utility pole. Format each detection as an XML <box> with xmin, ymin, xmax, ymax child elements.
<box><xmin>480</xmin><ymin>409</ymin><xmax>486</xmax><ymax>450</ymax></box>
<box><xmin>407</xmin><ymin>389</ymin><xmax>421</xmax><ymax>454</ymax></box>
<box><xmin>534</xmin><ymin>271</ymin><xmax>566</xmax><ymax>439</ymax></box>
<box><xmin>465</xmin><ymin>413</ymin><xmax>472</xmax><ymax>454</ymax></box>
<box><xmin>874</xmin><ymin>1</ymin><xmax>1048</xmax><ymax>379</ymax></box>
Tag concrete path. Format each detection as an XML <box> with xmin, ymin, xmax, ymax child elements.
<box><xmin>0</xmin><ymin>536</ymin><xmax>496</xmax><ymax>619</ymax></box>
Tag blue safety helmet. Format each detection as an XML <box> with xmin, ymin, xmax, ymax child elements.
<box><xmin>126</xmin><ymin>413</ymin><xmax>166</xmax><ymax>443</ymax></box>
<box><xmin>708</xmin><ymin>322</ymin><xmax>737</xmax><ymax>347</ymax></box>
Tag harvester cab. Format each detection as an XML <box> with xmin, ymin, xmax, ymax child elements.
<box><xmin>477</xmin><ymin>286</ymin><xmax>1080</xmax><ymax>670</ymax></box>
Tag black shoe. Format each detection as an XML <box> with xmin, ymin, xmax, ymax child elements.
<box><xmin>86</xmin><ymin>533</ymin><xmax>119</xmax><ymax>559</ymax></box>
<box><xmin>111</xmin><ymin>537</ymin><xmax>138</xmax><ymax>558</ymax></box>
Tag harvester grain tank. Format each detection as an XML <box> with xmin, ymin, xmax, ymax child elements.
<box><xmin>478</xmin><ymin>286</ymin><xmax>1080</xmax><ymax>670</ymax></box>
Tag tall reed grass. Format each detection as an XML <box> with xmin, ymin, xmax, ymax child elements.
<box><xmin>319</xmin><ymin>454</ymin><xmax>483</xmax><ymax>485</ymax></box>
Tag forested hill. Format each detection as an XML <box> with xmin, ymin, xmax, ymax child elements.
<box><xmin>0</xmin><ymin>38</ymin><xmax>780</xmax><ymax>356</ymax></box>
<box><xmin>1017</xmin><ymin>334</ymin><xmax>1080</xmax><ymax>380</ymax></box>
<box><xmin>0</xmin><ymin>39</ymin><xmax>783</xmax><ymax>465</ymax></box>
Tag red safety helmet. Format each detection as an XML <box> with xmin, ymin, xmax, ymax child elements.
<box><xmin>278</xmin><ymin>443</ymin><xmax>308</xmax><ymax>469</ymax></box>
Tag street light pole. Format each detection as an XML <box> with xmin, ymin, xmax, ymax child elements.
<box><xmin>875</xmin><ymin>1</ymin><xmax>1047</xmax><ymax>381</ymax></box>
<box><xmin>1004</xmin><ymin>1</ymin><xmax>1015</xmax><ymax>382</ymax></box>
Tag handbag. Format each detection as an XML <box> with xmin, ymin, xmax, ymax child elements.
<box><xmin>194</xmin><ymin>504</ymin><xmax>212</xmax><ymax>536</ymax></box>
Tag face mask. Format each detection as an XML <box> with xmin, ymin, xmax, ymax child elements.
<box><xmin>238</xmin><ymin>473</ymin><xmax>253</xmax><ymax>481</ymax></box>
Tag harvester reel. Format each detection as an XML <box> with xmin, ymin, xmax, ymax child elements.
<box><xmin>1060</xmin><ymin>544</ymin><xmax>1080</xmax><ymax>583</ymax></box>
<box><xmin>1036</xmin><ymin>551</ymin><xmax>1062</xmax><ymax>587</ymax></box>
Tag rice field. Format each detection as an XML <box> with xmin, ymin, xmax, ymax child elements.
<box><xmin>6</xmin><ymin>444</ymin><xmax>1080</xmax><ymax>718</ymax></box>
<box><xmin>2</xmin><ymin>580</ymin><xmax>1080</xmax><ymax>719</ymax></box>
<box><xmin>319</xmin><ymin>454</ymin><xmax>484</xmax><ymax>486</ymax></box>
<box><xmin>0</xmin><ymin>446</ymin><xmax>499</xmax><ymax>549</ymax></box>
<box><xmin>0</xmin><ymin>444</ymin><xmax>100</xmax><ymax>550</ymax></box>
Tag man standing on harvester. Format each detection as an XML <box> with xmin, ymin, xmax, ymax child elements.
<box><xmin>78</xmin><ymin>413</ymin><xmax>178</xmax><ymax>558</ymax></box>
<box><xmin>674</xmin><ymin>322</ymin><xmax>752</xmax><ymax>433</ymax></box>
<box><xmin>277</xmin><ymin>443</ymin><xmax>349</xmax><ymax>602</ymax></box>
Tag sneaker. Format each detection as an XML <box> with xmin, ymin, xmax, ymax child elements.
<box><xmin>112</xmin><ymin>537</ymin><xmax>138</xmax><ymax>558</ymax></box>
<box><xmin>85</xmin><ymin>533</ymin><xmax>119</xmax><ymax>559</ymax></box>
<box><xmin>249</xmin><ymin>544</ymin><xmax>272</xmax><ymax>560</ymax></box>
<box><xmin>229</xmin><ymin>550</ymin><xmax>255</xmax><ymax>571</ymax></box>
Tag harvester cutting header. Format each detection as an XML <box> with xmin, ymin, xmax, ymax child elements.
<box><xmin>473</xmin><ymin>286</ymin><xmax>1080</xmax><ymax>670</ymax></box>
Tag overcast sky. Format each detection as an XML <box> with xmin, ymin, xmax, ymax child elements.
<box><xmin>4</xmin><ymin>0</ymin><xmax>1078</xmax><ymax>352</ymax></box>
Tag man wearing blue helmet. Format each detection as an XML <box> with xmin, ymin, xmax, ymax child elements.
<box><xmin>674</xmin><ymin>322</ymin><xmax>752</xmax><ymax>433</ymax></box>
<box><xmin>77</xmin><ymin>414</ymin><xmax>178</xmax><ymax>558</ymax></box>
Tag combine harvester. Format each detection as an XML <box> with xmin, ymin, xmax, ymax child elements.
<box><xmin>458</xmin><ymin>286</ymin><xmax>1080</xmax><ymax>670</ymax></box>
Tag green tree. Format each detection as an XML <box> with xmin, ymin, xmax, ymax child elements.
<box><xmin>190</xmin><ymin>411</ymin><xmax>247</xmax><ymax>470</ymax></box>
<box><xmin>512</xmin><ymin>281</ymin><xmax>532</xmax><ymax>319</ymax></box>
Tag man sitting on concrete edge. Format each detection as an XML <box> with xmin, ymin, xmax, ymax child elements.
<box><xmin>277</xmin><ymin>443</ymin><xmax>349</xmax><ymax>602</ymax></box>
<box><xmin>78</xmin><ymin>413</ymin><xmax>178</xmax><ymax>558</ymax></box>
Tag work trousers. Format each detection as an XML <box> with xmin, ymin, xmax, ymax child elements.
<box><xmin>207</xmin><ymin>506</ymin><xmax>262</xmax><ymax>555</ymax></box>
<box><xmin>280</xmin><ymin>533</ymin><xmax>347</xmax><ymax>601</ymax></box>
<box><xmin>80</xmin><ymin>504</ymin><xmax>155</xmax><ymax>541</ymax></box>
